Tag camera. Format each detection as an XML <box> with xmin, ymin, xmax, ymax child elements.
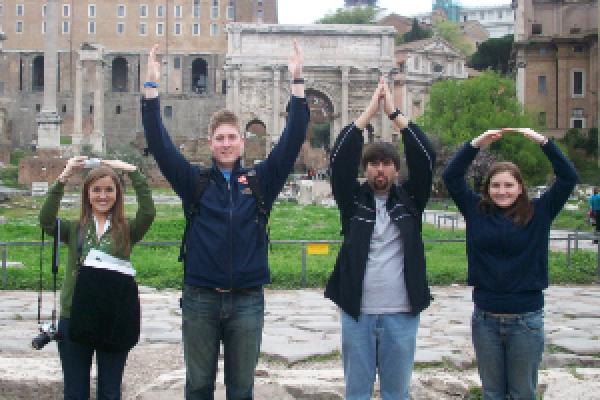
<box><xmin>84</xmin><ymin>158</ymin><xmax>101</xmax><ymax>169</ymax></box>
<box><xmin>31</xmin><ymin>323</ymin><xmax>61</xmax><ymax>350</ymax></box>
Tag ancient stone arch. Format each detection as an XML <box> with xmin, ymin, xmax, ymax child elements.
<box><xmin>225</xmin><ymin>23</ymin><xmax>397</xmax><ymax>158</ymax></box>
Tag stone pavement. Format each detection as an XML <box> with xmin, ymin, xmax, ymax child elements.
<box><xmin>1</xmin><ymin>286</ymin><xmax>600</xmax><ymax>399</ymax></box>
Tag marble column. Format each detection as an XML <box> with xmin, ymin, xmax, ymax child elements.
<box><xmin>91</xmin><ymin>61</ymin><xmax>104</xmax><ymax>153</ymax></box>
<box><xmin>128</xmin><ymin>56</ymin><xmax>136</xmax><ymax>93</ymax></box>
<box><xmin>37</xmin><ymin>0</ymin><xmax>62</xmax><ymax>150</ymax></box>
<box><xmin>224</xmin><ymin>66</ymin><xmax>233</xmax><ymax>110</ymax></box>
<box><xmin>233</xmin><ymin>67</ymin><xmax>241</xmax><ymax>116</ymax></box>
<box><xmin>271</xmin><ymin>67</ymin><xmax>281</xmax><ymax>153</ymax></box>
<box><xmin>215</xmin><ymin>66</ymin><xmax>223</xmax><ymax>95</ymax></box>
<box><xmin>72</xmin><ymin>61</ymin><xmax>83</xmax><ymax>151</ymax></box>
<box><xmin>22</xmin><ymin>55</ymin><xmax>32</xmax><ymax>93</ymax></box>
<box><xmin>515</xmin><ymin>54</ymin><xmax>526</xmax><ymax>107</ymax></box>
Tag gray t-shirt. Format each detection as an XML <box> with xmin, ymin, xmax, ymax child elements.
<box><xmin>361</xmin><ymin>194</ymin><xmax>411</xmax><ymax>314</ymax></box>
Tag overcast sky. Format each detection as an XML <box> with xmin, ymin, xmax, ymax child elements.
<box><xmin>278</xmin><ymin>0</ymin><xmax>513</xmax><ymax>24</ymax></box>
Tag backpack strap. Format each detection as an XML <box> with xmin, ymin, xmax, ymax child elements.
<box><xmin>246</xmin><ymin>169</ymin><xmax>270</xmax><ymax>245</ymax></box>
<box><xmin>246</xmin><ymin>169</ymin><xmax>269</xmax><ymax>220</ymax></box>
<box><xmin>179</xmin><ymin>168</ymin><xmax>211</xmax><ymax>262</ymax></box>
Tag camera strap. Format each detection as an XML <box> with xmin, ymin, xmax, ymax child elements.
<box><xmin>37</xmin><ymin>230</ymin><xmax>43</xmax><ymax>326</ymax></box>
<box><xmin>51</xmin><ymin>219</ymin><xmax>60</xmax><ymax>328</ymax></box>
<box><xmin>37</xmin><ymin>219</ymin><xmax>60</xmax><ymax>329</ymax></box>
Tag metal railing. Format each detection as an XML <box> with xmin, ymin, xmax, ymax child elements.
<box><xmin>2</xmin><ymin>235</ymin><xmax>599</xmax><ymax>289</ymax></box>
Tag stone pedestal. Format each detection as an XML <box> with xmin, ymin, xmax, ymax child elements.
<box><xmin>298</xmin><ymin>180</ymin><xmax>313</xmax><ymax>205</ymax></box>
<box><xmin>72</xmin><ymin>63</ymin><xmax>83</xmax><ymax>152</ymax></box>
<box><xmin>36</xmin><ymin>112</ymin><xmax>62</xmax><ymax>149</ymax></box>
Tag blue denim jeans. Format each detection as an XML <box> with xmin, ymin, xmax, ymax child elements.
<box><xmin>57</xmin><ymin>318</ymin><xmax>129</xmax><ymax>400</ymax></box>
<box><xmin>341</xmin><ymin>311</ymin><xmax>420</xmax><ymax>400</ymax></box>
<box><xmin>472</xmin><ymin>307</ymin><xmax>544</xmax><ymax>400</ymax></box>
<box><xmin>182</xmin><ymin>285</ymin><xmax>264</xmax><ymax>400</ymax></box>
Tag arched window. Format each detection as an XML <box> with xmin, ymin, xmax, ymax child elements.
<box><xmin>112</xmin><ymin>57</ymin><xmax>128</xmax><ymax>92</ymax></box>
<box><xmin>191</xmin><ymin>58</ymin><xmax>208</xmax><ymax>94</ymax></box>
<box><xmin>32</xmin><ymin>56</ymin><xmax>44</xmax><ymax>91</ymax></box>
<box><xmin>305</xmin><ymin>89</ymin><xmax>334</xmax><ymax>151</ymax></box>
<box><xmin>245</xmin><ymin>119</ymin><xmax>266</xmax><ymax>138</ymax></box>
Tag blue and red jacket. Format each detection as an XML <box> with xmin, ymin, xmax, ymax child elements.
<box><xmin>142</xmin><ymin>96</ymin><xmax>309</xmax><ymax>289</ymax></box>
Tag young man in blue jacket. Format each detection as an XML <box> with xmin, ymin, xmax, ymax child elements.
<box><xmin>325</xmin><ymin>78</ymin><xmax>435</xmax><ymax>399</ymax></box>
<box><xmin>141</xmin><ymin>42</ymin><xmax>309</xmax><ymax>400</ymax></box>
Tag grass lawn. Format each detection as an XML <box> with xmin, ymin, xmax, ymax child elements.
<box><xmin>0</xmin><ymin>200</ymin><xmax>597</xmax><ymax>290</ymax></box>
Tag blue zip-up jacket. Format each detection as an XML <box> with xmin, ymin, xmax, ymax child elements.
<box><xmin>442</xmin><ymin>140</ymin><xmax>578</xmax><ymax>313</ymax></box>
<box><xmin>142</xmin><ymin>96</ymin><xmax>309</xmax><ymax>289</ymax></box>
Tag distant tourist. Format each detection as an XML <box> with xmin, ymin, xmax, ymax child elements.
<box><xmin>442</xmin><ymin>128</ymin><xmax>578</xmax><ymax>399</ymax></box>
<box><xmin>39</xmin><ymin>156</ymin><xmax>155</xmax><ymax>399</ymax></box>
<box><xmin>141</xmin><ymin>41</ymin><xmax>309</xmax><ymax>399</ymax></box>
<box><xmin>325</xmin><ymin>77</ymin><xmax>436</xmax><ymax>399</ymax></box>
<box><xmin>588</xmin><ymin>187</ymin><xmax>600</xmax><ymax>242</ymax></box>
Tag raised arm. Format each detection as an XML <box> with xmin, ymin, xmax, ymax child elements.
<box><xmin>442</xmin><ymin>130</ymin><xmax>503</xmax><ymax>216</ymax></box>
<box><xmin>330</xmin><ymin>83</ymin><xmax>383</xmax><ymax>217</ymax></box>
<box><xmin>39</xmin><ymin>156</ymin><xmax>86</xmax><ymax>242</ymax></box>
<box><xmin>255</xmin><ymin>40</ymin><xmax>310</xmax><ymax>204</ymax></box>
<box><xmin>509</xmin><ymin>128</ymin><xmax>579</xmax><ymax>218</ymax></box>
<box><xmin>380</xmin><ymin>80</ymin><xmax>436</xmax><ymax>211</ymax></box>
<box><xmin>101</xmin><ymin>160</ymin><xmax>156</xmax><ymax>244</ymax></box>
<box><xmin>141</xmin><ymin>44</ymin><xmax>195</xmax><ymax>201</ymax></box>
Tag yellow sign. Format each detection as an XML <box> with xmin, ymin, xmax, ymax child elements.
<box><xmin>307</xmin><ymin>243</ymin><xmax>329</xmax><ymax>255</ymax></box>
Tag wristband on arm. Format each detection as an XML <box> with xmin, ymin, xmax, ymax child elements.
<box><xmin>143</xmin><ymin>81</ymin><xmax>159</xmax><ymax>88</ymax></box>
<box><xmin>388</xmin><ymin>108</ymin><xmax>403</xmax><ymax>120</ymax></box>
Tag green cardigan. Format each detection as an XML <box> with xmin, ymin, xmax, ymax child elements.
<box><xmin>39</xmin><ymin>170</ymin><xmax>156</xmax><ymax>319</ymax></box>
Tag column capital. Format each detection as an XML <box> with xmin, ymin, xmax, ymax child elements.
<box><xmin>272</xmin><ymin>67</ymin><xmax>282</xmax><ymax>82</ymax></box>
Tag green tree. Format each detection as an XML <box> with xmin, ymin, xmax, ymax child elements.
<box><xmin>401</xmin><ymin>18</ymin><xmax>433</xmax><ymax>44</ymax></box>
<box><xmin>468</xmin><ymin>34</ymin><xmax>514</xmax><ymax>74</ymax></box>
<box><xmin>586</xmin><ymin>127</ymin><xmax>598</xmax><ymax>157</ymax></box>
<box><xmin>315</xmin><ymin>6</ymin><xmax>378</xmax><ymax>24</ymax></box>
<box><xmin>419</xmin><ymin>71</ymin><xmax>551</xmax><ymax>184</ymax></box>
<box><xmin>433</xmin><ymin>20</ymin><xmax>473</xmax><ymax>55</ymax></box>
<box><xmin>562</xmin><ymin>128</ymin><xmax>587</xmax><ymax>149</ymax></box>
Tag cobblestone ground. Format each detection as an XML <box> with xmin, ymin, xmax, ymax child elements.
<box><xmin>1</xmin><ymin>286</ymin><xmax>600</xmax><ymax>399</ymax></box>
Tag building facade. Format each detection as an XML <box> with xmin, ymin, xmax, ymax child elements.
<box><xmin>0</xmin><ymin>0</ymin><xmax>277</xmax><ymax>152</ymax></box>
<box><xmin>393</xmin><ymin>36</ymin><xmax>468</xmax><ymax>119</ymax></box>
<box><xmin>459</xmin><ymin>4</ymin><xmax>515</xmax><ymax>38</ymax></box>
<box><xmin>415</xmin><ymin>3</ymin><xmax>514</xmax><ymax>39</ymax></box>
<box><xmin>344</xmin><ymin>0</ymin><xmax>378</xmax><ymax>7</ymax></box>
<box><xmin>513</xmin><ymin>0</ymin><xmax>598</xmax><ymax>136</ymax></box>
